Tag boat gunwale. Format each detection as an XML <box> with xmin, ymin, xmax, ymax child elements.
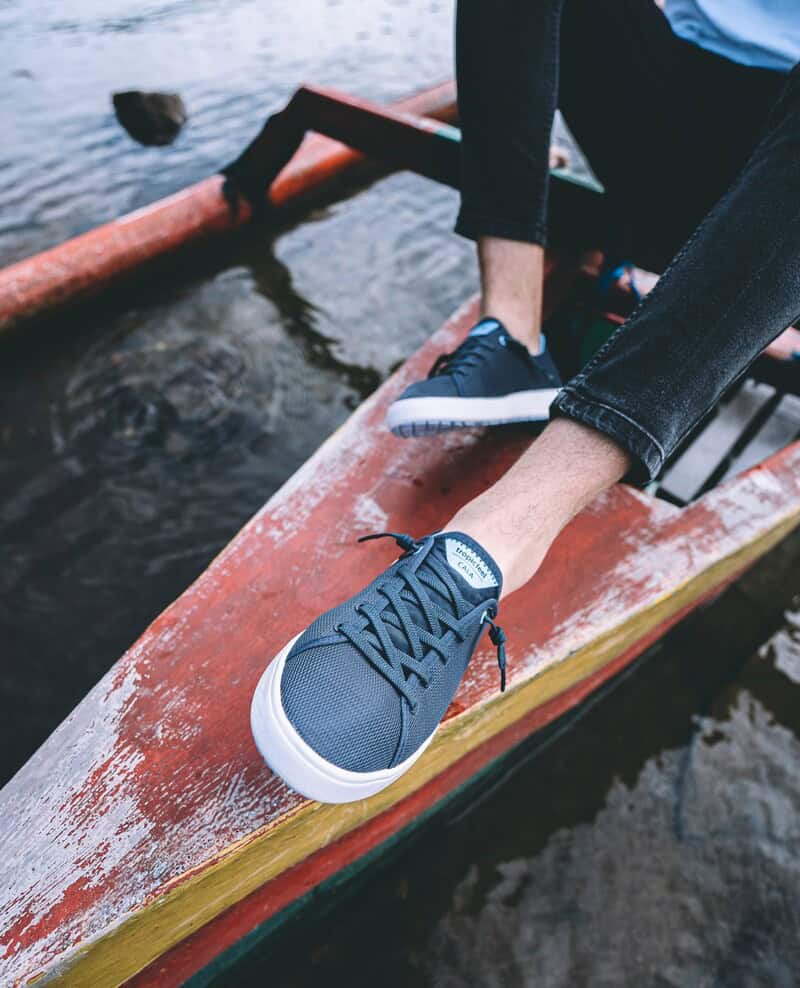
<box><xmin>5</xmin><ymin>289</ymin><xmax>800</xmax><ymax>983</ymax></box>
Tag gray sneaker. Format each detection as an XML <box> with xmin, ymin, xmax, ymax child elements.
<box><xmin>250</xmin><ymin>531</ymin><xmax>507</xmax><ymax>804</ymax></box>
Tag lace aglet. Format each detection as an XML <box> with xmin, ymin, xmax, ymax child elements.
<box><xmin>486</xmin><ymin>617</ymin><xmax>508</xmax><ymax>693</ymax></box>
<box><xmin>358</xmin><ymin>531</ymin><xmax>418</xmax><ymax>553</ymax></box>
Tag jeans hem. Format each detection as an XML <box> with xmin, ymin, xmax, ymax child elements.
<box><xmin>455</xmin><ymin>209</ymin><xmax>547</xmax><ymax>246</ymax></box>
<box><xmin>549</xmin><ymin>387</ymin><xmax>664</xmax><ymax>485</ymax></box>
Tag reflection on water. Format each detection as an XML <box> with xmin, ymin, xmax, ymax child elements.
<box><xmin>2</xmin><ymin>1</ymin><xmax>800</xmax><ymax>984</ymax></box>
<box><xmin>432</xmin><ymin>637</ymin><xmax>800</xmax><ymax>988</ymax></box>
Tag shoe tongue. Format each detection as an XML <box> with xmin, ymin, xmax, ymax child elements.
<box><xmin>434</xmin><ymin>531</ymin><xmax>502</xmax><ymax>606</ymax></box>
<box><xmin>468</xmin><ymin>318</ymin><xmax>504</xmax><ymax>338</ymax></box>
<box><xmin>377</xmin><ymin>532</ymin><xmax>501</xmax><ymax>654</ymax></box>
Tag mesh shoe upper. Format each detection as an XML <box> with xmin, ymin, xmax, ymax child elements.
<box><xmin>395</xmin><ymin>318</ymin><xmax>562</xmax><ymax>403</ymax></box>
<box><xmin>280</xmin><ymin>531</ymin><xmax>504</xmax><ymax>773</ymax></box>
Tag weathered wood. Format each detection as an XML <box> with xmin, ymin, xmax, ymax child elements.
<box><xmin>659</xmin><ymin>381</ymin><xmax>777</xmax><ymax>503</ymax></box>
<box><xmin>2</xmin><ymin>265</ymin><xmax>800</xmax><ymax>986</ymax></box>
<box><xmin>126</xmin><ymin>571</ymin><xmax>750</xmax><ymax>988</ymax></box>
<box><xmin>722</xmin><ymin>392</ymin><xmax>800</xmax><ymax>482</ymax></box>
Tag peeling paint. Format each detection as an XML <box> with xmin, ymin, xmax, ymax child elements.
<box><xmin>1</xmin><ymin>281</ymin><xmax>798</xmax><ymax>987</ymax></box>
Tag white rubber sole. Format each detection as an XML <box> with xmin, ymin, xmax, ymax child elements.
<box><xmin>386</xmin><ymin>389</ymin><xmax>560</xmax><ymax>437</ymax></box>
<box><xmin>250</xmin><ymin>635</ymin><xmax>435</xmax><ymax>804</ymax></box>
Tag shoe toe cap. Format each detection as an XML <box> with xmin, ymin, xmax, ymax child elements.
<box><xmin>396</xmin><ymin>376</ymin><xmax>458</xmax><ymax>401</ymax></box>
<box><xmin>280</xmin><ymin>640</ymin><xmax>403</xmax><ymax>773</ymax></box>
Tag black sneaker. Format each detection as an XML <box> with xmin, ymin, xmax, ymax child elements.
<box><xmin>386</xmin><ymin>318</ymin><xmax>562</xmax><ymax>437</ymax></box>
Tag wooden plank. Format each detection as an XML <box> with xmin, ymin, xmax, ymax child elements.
<box><xmin>2</xmin><ymin>269</ymin><xmax>799</xmax><ymax>986</ymax></box>
<box><xmin>722</xmin><ymin>392</ymin><xmax>800</xmax><ymax>482</ymax></box>
<box><xmin>659</xmin><ymin>381</ymin><xmax>776</xmax><ymax>504</ymax></box>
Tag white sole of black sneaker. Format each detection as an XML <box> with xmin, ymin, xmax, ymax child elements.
<box><xmin>385</xmin><ymin>388</ymin><xmax>560</xmax><ymax>437</ymax></box>
<box><xmin>250</xmin><ymin>635</ymin><xmax>435</xmax><ymax>804</ymax></box>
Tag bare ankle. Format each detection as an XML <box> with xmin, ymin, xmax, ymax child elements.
<box><xmin>448</xmin><ymin>496</ymin><xmax>559</xmax><ymax>598</ymax></box>
<box><xmin>445</xmin><ymin>419</ymin><xmax>632</xmax><ymax>600</ymax></box>
<box><xmin>482</xmin><ymin>306</ymin><xmax>542</xmax><ymax>355</ymax></box>
<box><xmin>478</xmin><ymin>236</ymin><xmax>544</xmax><ymax>354</ymax></box>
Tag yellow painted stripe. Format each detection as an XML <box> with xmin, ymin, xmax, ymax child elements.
<box><xmin>40</xmin><ymin>502</ymin><xmax>800</xmax><ymax>988</ymax></box>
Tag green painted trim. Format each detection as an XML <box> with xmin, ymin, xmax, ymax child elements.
<box><xmin>434</xmin><ymin>121</ymin><xmax>462</xmax><ymax>142</ymax></box>
<box><xmin>184</xmin><ymin>758</ymin><xmax>503</xmax><ymax>986</ymax></box>
<box><xmin>429</xmin><ymin>121</ymin><xmax>603</xmax><ymax>195</ymax></box>
<box><xmin>184</xmin><ymin>645</ymin><xmax>653</xmax><ymax>987</ymax></box>
<box><xmin>550</xmin><ymin>165</ymin><xmax>605</xmax><ymax>195</ymax></box>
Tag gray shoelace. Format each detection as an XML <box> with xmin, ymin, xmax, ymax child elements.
<box><xmin>337</xmin><ymin>533</ymin><xmax>508</xmax><ymax>707</ymax></box>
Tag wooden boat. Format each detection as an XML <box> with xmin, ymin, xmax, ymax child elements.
<box><xmin>0</xmin><ymin>80</ymin><xmax>600</xmax><ymax>337</ymax></box>
<box><xmin>2</xmin><ymin>85</ymin><xmax>800</xmax><ymax>987</ymax></box>
<box><xmin>0</xmin><ymin>82</ymin><xmax>459</xmax><ymax>334</ymax></box>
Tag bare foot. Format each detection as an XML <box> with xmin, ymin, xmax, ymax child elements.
<box><xmin>764</xmin><ymin>326</ymin><xmax>800</xmax><ymax>362</ymax></box>
<box><xmin>549</xmin><ymin>145</ymin><xmax>570</xmax><ymax>170</ymax></box>
<box><xmin>613</xmin><ymin>265</ymin><xmax>660</xmax><ymax>298</ymax></box>
<box><xmin>610</xmin><ymin>271</ymin><xmax>798</xmax><ymax>364</ymax></box>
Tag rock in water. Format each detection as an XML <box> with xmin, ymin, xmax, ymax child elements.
<box><xmin>112</xmin><ymin>91</ymin><xmax>187</xmax><ymax>146</ymax></box>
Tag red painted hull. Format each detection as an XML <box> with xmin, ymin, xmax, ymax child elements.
<box><xmin>128</xmin><ymin>582</ymin><xmax>727</xmax><ymax>988</ymax></box>
<box><xmin>1</xmin><ymin>255</ymin><xmax>799</xmax><ymax>986</ymax></box>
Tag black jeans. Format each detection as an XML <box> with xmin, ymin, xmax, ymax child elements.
<box><xmin>455</xmin><ymin>0</ymin><xmax>800</xmax><ymax>482</ymax></box>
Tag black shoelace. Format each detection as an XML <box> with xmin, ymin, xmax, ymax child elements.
<box><xmin>429</xmin><ymin>331</ymin><xmax>559</xmax><ymax>390</ymax></box>
<box><xmin>428</xmin><ymin>334</ymin><xmax>505</xmax><ymax>383</ymax></box>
